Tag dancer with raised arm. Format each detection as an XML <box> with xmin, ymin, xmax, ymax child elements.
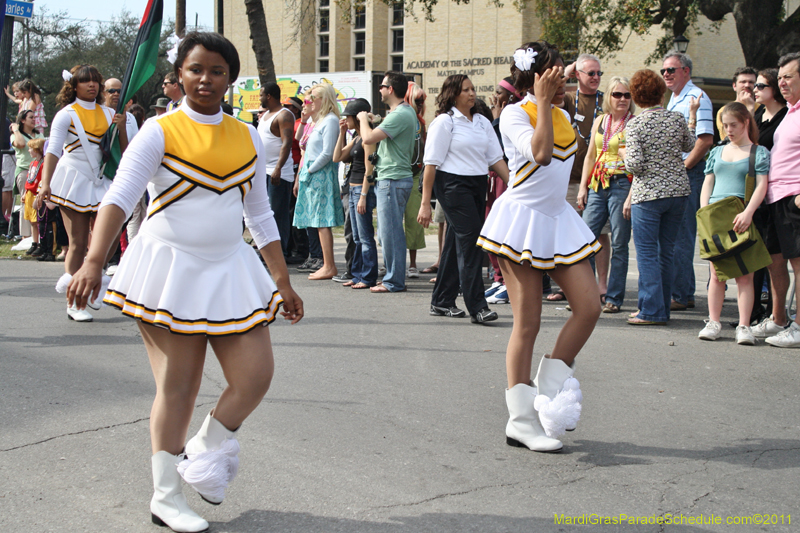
<box><xmin>478</xmin><ymin>41</ymin><xmax>601</xmax><ymax>453</ymax></box>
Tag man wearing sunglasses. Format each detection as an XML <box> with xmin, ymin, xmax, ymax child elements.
<box><xmin>560</xmin><ymin>54</ymin><xmax>611</xmax><ymax>304</ymax></box>
<box><xmin>662</xmin><ymin>51</ymin><xmax>713</xmax><ymax>312</ymax></box>
<box><xmin>716</xmin><ymin>66</ymin><xmax>759</xmax><ymax>142</ymax></box>
<box><xmin>103</xmin><ymin>78</ymin><xmax>139</xmax><ymax>154</ymax></box>
<box><xmin>162</xmin><ymin>72</ymin><xmax>184</xmax><ymax>112</ymax></box>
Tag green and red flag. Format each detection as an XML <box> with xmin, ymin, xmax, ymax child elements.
<box><xmin>101</xmin><ymin>0</ymin><xmax>163</xmax><ymax>179</ymax></box>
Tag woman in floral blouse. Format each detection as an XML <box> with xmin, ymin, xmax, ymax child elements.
<box><xmin>623</xmin><ymin>69</ymin><xmax>699</xmax><ymax>325</ymax></box>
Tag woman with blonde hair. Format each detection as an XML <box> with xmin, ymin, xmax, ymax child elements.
<box><xmin>293</xmin><ymin>83</ymin><xmax>344</xmax><ymax>279</ymax></box>
<box><xmin>403</xmin><ymin>81</ymin><xmax>427</xmax><ymax>277</ymax></box>
<box><xmin>576</xmin><ymin>76</ymin><xmax>636</xmax><ymax>313</ymax></box>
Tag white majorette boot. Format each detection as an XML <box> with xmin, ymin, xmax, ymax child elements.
<box><xmin>533</xmin><ymin>356</ymin><xmax>582</xmax><ymax>438</ymax></box>
<box><xmin>66</xmin><ymin>303</ymin><xmax>93</xmax><ymax>322</ymax></box>
<box><xmin>178</xmin><ymin>413</ymin><xmax>240</xmax><ymax>505</ymax></box>
<box><xmin>87</xmin><ymin>272</ymin><xmax>111</xmax><ymax>310</ymax></box>
<box><xmin>505</xmin><ymin>383</ymin><xmax>563</xmax><ymax>452</ymax></box>
<box><xmin>150</xmin><ymin>451</ymin><xmax>209</xmax><ymax>533</ymax></box>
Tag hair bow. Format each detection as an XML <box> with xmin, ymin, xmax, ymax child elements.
<box><xmin>62</xmin><ymin>70</ymin><xmax>73</xmax><ymax>82</ymax></box>
<box><xmin>166</xmin><ymin>34</ymin><xmax>183</xmax><ymax>65</ymax></box>
<box><xmin>513</xmin><ymin>48</ymin><xmax>538</xmax><ymax>72</ymax></box>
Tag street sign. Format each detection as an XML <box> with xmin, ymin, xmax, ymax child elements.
<box><xmin>5</xmin><ymin>0</ymin><xmax>33</xmax><ymax>20</ymax></box>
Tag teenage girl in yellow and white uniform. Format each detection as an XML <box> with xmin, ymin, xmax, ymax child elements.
<box><xmin>67</xmin><ymin>33</ymin><xmax>303</xmax><ymax>533</ymax></box>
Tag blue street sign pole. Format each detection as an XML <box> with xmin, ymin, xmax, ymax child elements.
<box><xmin>0</xmin><ymin>2</ymin><xmax>13</xmax><ymax>153</ymax></box>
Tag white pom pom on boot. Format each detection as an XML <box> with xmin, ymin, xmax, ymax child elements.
<box><xmin>55</xmin><ymin>272</ymin><xmax>72</xmax><ymax>293</ymax></box>
<box><xmin>178</xmin><ymin>413</ymin><xmax>240</xmax><ymax>505</ymax></box>
<box><xmin>533</xmin><ymin>356</ymin><xmax>582</xmax><ymax>438</ymax></box>
<box><xmin>150</xmin><ymin>451</ymin><xmax>209</xmax><ymax>533</ymax></box>
<box><xmin>505</xmin><ymin>383</ymin><xmax>563</xmax><ymax>453</ymax></box>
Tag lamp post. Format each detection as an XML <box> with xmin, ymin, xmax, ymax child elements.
<box><xmin>673</xmin><ymin>35</ymin><xmax>690</xmax><ymax>53</ymax></box>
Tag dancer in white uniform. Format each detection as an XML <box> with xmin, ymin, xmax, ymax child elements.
<box><xmin>68</xmin><ymin>33</ymin><xmax>303</xmax><ymax>533</ymax></box>
<box><xmin>38</xmin><ymin>64</ymin><xmax>114</xmax><ymax>322</ymax></box>
<box><xmin>478</xmin><ymin>42</ymin><xmax>601</xmax><ymax>453</ymax></box>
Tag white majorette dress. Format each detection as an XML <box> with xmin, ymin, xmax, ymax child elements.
<box><xmin>46</xmin><ymin>98</ymin><xmax>114</xmax><ymax>213</ymax></box>
<box><xmin>478</xmin><ymin>94</ymin><xmax>601</xmax><ymax>268</ymax></box>
<box><xmin>101</xmin><ymin>104</ymin><xmax>284</xmax><ymax>336</ymax></box>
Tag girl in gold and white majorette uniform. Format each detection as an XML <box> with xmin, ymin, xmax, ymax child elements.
<box><xmin>67</xmin><ymin>33</ymin><xmax>303</xmax><ymax>533</ymax></box>
<box><xmin>38</xmin><ymin>65</ymin><xmax>114</xmax><ymax>322</ymax></box>
<box><xmin>479</xmin><ymin>42</ymin><xmax>601</xmax><ymax>454</ymax></box>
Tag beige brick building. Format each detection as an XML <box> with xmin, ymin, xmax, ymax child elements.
<box><xmin>220</xmin><ymin>0</ymin><xmax>794</xmax><ymax>128</ymax></box>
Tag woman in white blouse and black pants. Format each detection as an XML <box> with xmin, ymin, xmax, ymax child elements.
<box><xmin>418</xmin><ymin>75</ymin><xmax>509</xmax><ymax>323</ymax></box>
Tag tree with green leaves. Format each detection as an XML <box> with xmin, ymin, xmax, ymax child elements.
<box><xmin>8</xmin><ymin>8</ymin><xmax>175</xmax><ymax>128</ymax></box>
<box><xmin>533</xmin><ymin>0</ymin><xmax>795</xmax><ymax>69</ymax></box>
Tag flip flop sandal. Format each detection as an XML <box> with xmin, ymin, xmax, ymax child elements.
<box><xmin>602</xmin><ymin>302</ymin><xmax>621</xmax><ymax>314</ymax></box>
<box><xmin>546</xmin><ymin>290</ymin><xmax>566</xmax><ymax>302</ymax></box>
<box><xmin>421</xmin><ymin>266</ymin><xmax>439</xmax><ymax>274</ymax></box>
<box><xmin>351</xmin><ymin>282</ymin><xmax>370</xmax><ymax>289</ymax></box>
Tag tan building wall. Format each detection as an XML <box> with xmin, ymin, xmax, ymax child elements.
<box><xmin>222</xmin><ymin>0</ymin><xmax>785</xmax><ymax>122</ymax></box>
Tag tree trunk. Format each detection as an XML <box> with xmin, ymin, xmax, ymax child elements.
<box><xmin>176</xmin><ymin>0</ymin><xmax>186</xmax><ymax>38</ymax></box>
<box><xmin>700</xmin><ymin>0</ymin><xmax>800</xmax><ymax>69</ymax></box>
<box><xmin>244</xmin><ymin>0</ymin><xmax>276</xmax><ymax>85</ymax></box>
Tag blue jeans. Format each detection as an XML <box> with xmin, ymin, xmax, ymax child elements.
<box><xmin>349</xmin><ymin>185</ymin><xmax>378</xmax><ymax>285</ymax></box>
<box><xmin>375</xmin><ymin>177</ymin><xmax>412</xmax><ymax>291</ymax></box>
<box><xmin>631</xmin><ymin>196</ymin><xmax>688</xmax><ymax>322</ymax></box>
<box><xmin>268</xmin><ymin>178</ymin><xmax>293</xmax><ymax>257</ymax></box>
<box><xmin>582</xmin><ymin>177</ymin><xmax>632</xmax><ymax>307</ymax></box>
<box><xmin>671</xmin><ymin>162</ymin><xmax>705</xmax><ymax>304</ymax></box>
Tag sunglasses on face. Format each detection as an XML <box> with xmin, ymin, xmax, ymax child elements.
<box><xmin>162</xmin><ymin>81</ymin><xmax>174</xmax><ymax>86</ymax></box>
<box><xmin>106</xmin><ymin>88</ymin><xmax>121</xmax><ymax>94</ymax></box>
<box><xmin>578</xmin><ymin>70</ymin><xmax>603</xmax><ymax>77</ymax></box>
<box><xmin>380</xmin><ymin>84</ymin><xmax>391</xmax><ymax>89</ymax></box>
<box><xmin>611</xmin><ymin>92</ymin><xmax>631</xmax><ymax>99</ymax></box>
<box><xmin>754</xmin><ymin>83</ymin><xmax>769</xmax><ymax>90</ymax></box>
<box><xmin>660</xmin><ymin>67</ymin><xmax>684</xmax><ymax>76</ymax></box>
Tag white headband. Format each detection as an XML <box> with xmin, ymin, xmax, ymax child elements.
<box><xmin>513</xmin><ymin>48</ymin><xmax>538</xmax><ymax>72</ymax></box>
<box><xmin>62</xmin><ymin>70</ymin><xmax>73</xmax><ymax>82</ymax></box>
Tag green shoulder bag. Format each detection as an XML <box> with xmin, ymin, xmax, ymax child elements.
<box><xmin>696</xmin><ymin>145</ymin><xmax>758</xmax><ymax>262</ymax></box>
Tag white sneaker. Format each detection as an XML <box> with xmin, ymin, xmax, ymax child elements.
<box><xmin>751</xmin><ymin>316</ymin><xmax>790</xmax><ymax>338</ymax></box>
<box><xmin>67</xmin><ymin>304</ymin><xmax>93</xmax><ymax>322</ymax></box>
<box><xmin>484</xmin><ymin>281</ymin><xmax>503</xmax><ymax>298</ymax></box>
<box><xmin>487</xmin><ymin>285</ymin><xmax>509</xmax><ymax>304</ymax></box>
<box><xmin>765</xmin><ymin>321</ymin><xmax>800</xmax><ymax>348</ymax></box>
<box><xmin>407</xmin><ymin>267</ymin><xmax>420</xmax><ymax>278</ymax></box>
<box><xmin>698</xmin><ymin>319</ymin><xmax>722</xmax><ymax>341</ymax></box>
<box><xmin>735</xmin><ymin>325</ymin><xmax>756</xmax><ymax>345</ymax></box>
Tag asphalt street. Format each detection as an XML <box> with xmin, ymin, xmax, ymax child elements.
<box><xmin>1</xmin><ymin>235</ymin><xmax>798</xmax><ymax>532</ymax></box>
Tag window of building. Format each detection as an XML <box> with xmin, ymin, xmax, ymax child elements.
<box><xmin>392</xmin><ymin>29</ymin><xmax>403</xmax><ymax>53</ymax></box>
<box><xmin>354</xmin><ymin>1</ymin><xmax>366</xmax><ymax>29</ymax></box>
<box><xmin>319</xmin><ymin>8</ymin><xmax>329</xmax><ymax>32</ymax></box>
<box><xmin>319</xmin><ymin>59</ymin><xmax>329</xmax><ymax>72</ymax></box>
<box><xmin>319</xmin><ymin>0</ymin><xmax>329</xmax><ymax>6</ymax></box>
<box><xmin>354</xmin><ymin>31</ymin><xmax>366</xmax><ymax>56</ymax></box>
<box><xmin>354</xmin><ymin>57</ymin><xmax>365</xmax><ymax>71</ymax></box>
<box><xmin>391</xmin><ymin>56</ymin><xmax>404</xmax><ymax>72</ymax></box>
<box><xmin>319</xmin><ymin>34</ymin><xmax>329</xmax><ymax>58</ymax></box>
<box><xmin>392</xmin><ymin>2</ymin><xmax>404</xmax><ymax>27</ymax></box>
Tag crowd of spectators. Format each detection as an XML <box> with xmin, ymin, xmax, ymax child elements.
<box><xmin>5</xmin><ymin>48</ymin><xmax>800</xmax><ymax>346</ymax></box>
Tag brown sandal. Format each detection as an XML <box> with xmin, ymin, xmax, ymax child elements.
<box><xmin>602</xmin><ymin>302</ymin><xmax>620</xmax><ymax>314</ymax></box>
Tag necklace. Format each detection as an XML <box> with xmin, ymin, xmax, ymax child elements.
<box><xmin>574</xmin><ymin>90</ymin><xmax>602</xmax><ymax>145</ymax></box>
